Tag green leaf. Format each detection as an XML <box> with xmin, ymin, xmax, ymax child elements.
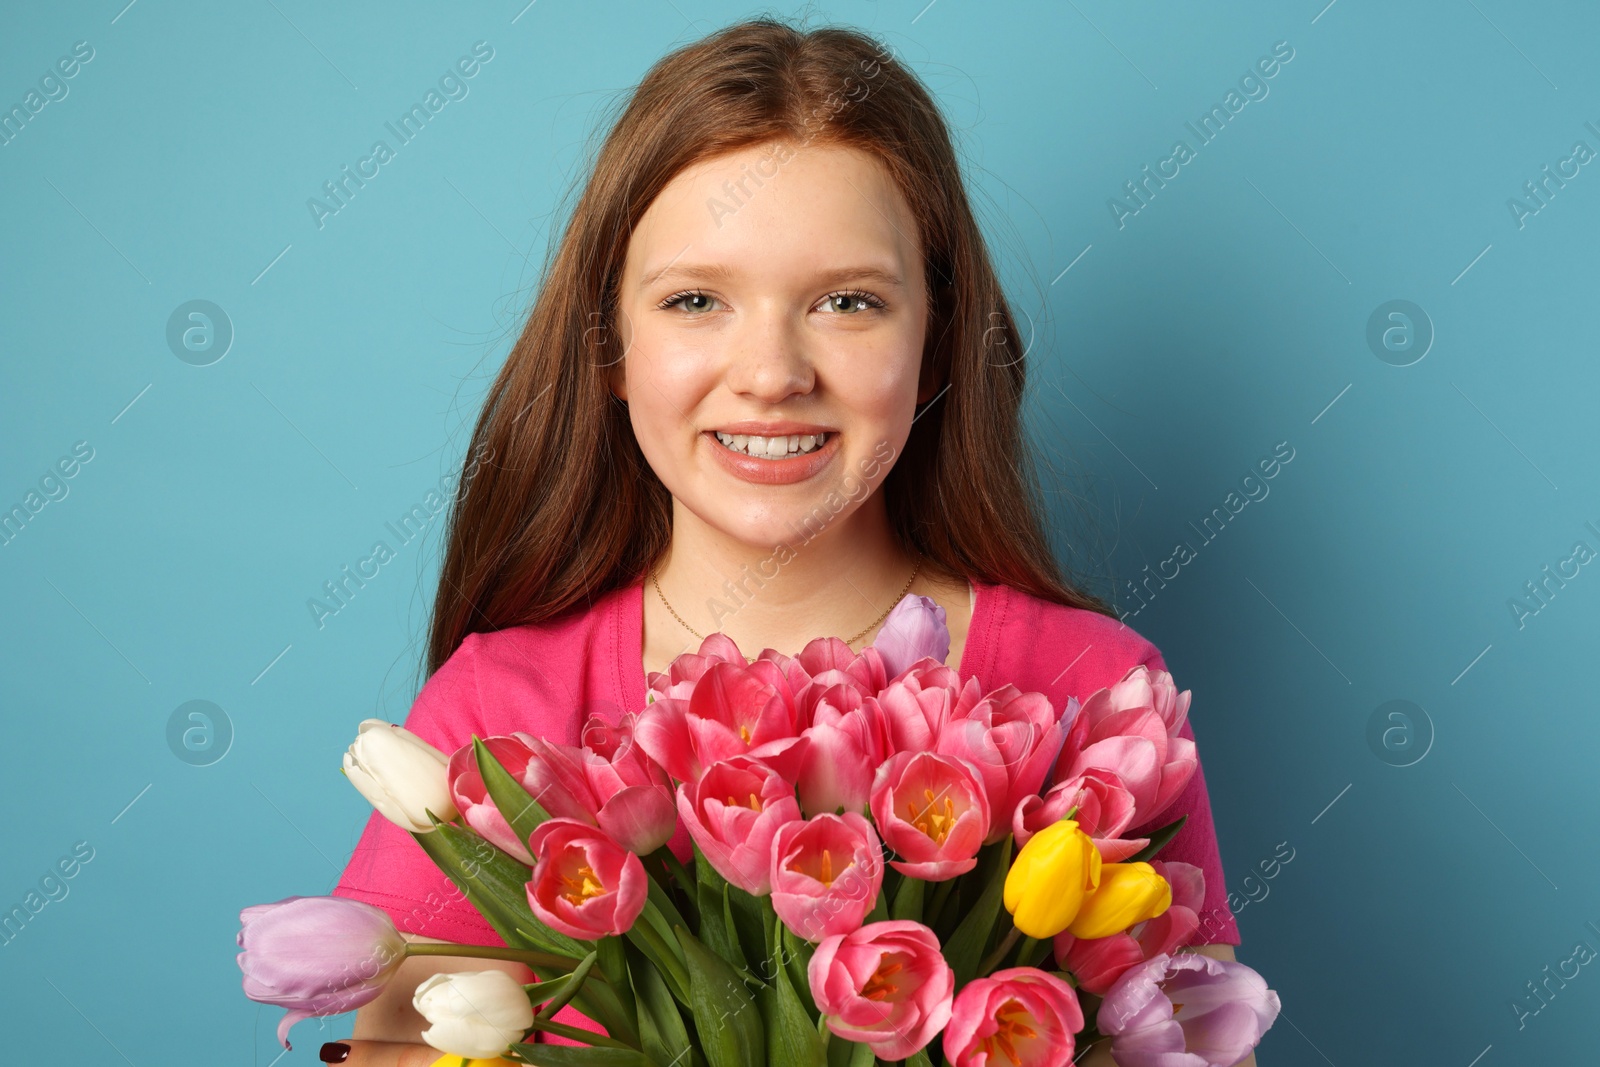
<box><xmin>942</xmin><ymin>837</ymin><xmax>1012</xmax><ymax>987</ymax></box>
<box><xmin>696</xmin><ymin>880</ymin><xmax>742</xmax><ymax>966</ymax></box>
<box><xmin>905</xmin><ymin>1051</ymin><xmax>934</xmax><ymax>1067</ymax></box>
<box><xmin>512</xmin><ymin>1040</ymin><xmax>659</xmax><ymax>1067</ymax></box>
<box><xmin>781</xmin><ymin>926</ymin><xmax>817</xmax><ymax>1015</ymax></box>
<box><xmin>889</xmin><ymin>873</ymin><xmax>925</xmax><ymax>922</ymax></box>
<box><xmin>1126</xmin><ymin>814</ymin><xmax>1187</xmax><ymax>863</ymax></box>
<box><xmin>473</xmin><ymin>734</ymin><xmax>553</xmax><ymax>847</ymax></box>
<box><xmin>631</xmin><ymin>942</ymin><xmax>694</xmax><ymax>1067</ymax></box>
<box><xmin>725</xmin><ymin>883</ymin><xmax>771</xmax><ymax>969</ymax></box>
<box><xmin>758</xmin><ymin>917</ymin><xmax>826</xmax><ymax>1067</ymax></box>
<box><xmin>845</xmin><ymin>1038</ymin><xmax>875</xmax><ymax>1067</ymax></box>
<box><xmin>595</xmin><ymin>936</ymin><xmax>638</xmax><ymax>1027</ymax></box>
<box><xmin>410</xmin><ymin>819</ymin><xmax>564</xmax><ymax>952</ymax></box>
<box><xmin>529</xmin><ymin>950</ymin><xmax>599</xmax><ymax>1020</ymax></box>
<box><xmin>677</xmin><ymin>923</ymin><xmax>766</xmax><ymax>1067</ymax></box>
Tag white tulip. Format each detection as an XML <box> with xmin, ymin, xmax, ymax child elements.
<box><xmin>413</xmin><ymin>969</ymin><xmax>535</xmax><ymax>1059</ymax></box>
<box><xmin>341</xmin><ymin>719</ymin><xmax>458</xmax><ymax>832</ymax></box>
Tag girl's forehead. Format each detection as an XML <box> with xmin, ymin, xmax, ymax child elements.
<box><xmin>623</xmin><ymin>142</ymin><xmax>921</xmax><ymax>286</ymax></box>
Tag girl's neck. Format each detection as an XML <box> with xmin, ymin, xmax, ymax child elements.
<box><xmin>642</xmin><ymin>501</ymin><xmax>966</xmax><ymax>666</ymax></box>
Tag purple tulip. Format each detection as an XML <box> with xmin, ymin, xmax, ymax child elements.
<box><xmin>871</xmin><ymin>594</ymin><xmax>951</xmax><ymax>680</ymax></box>
<box><xmin>1096</xmin><ymin>951</ymin><xmax>1280</xmax><ymax>1066</ymax></box>
<box><xmin>237</xmin><ymin>895</ymin><xmax>408</xmax><ymax>1049</ymax></box>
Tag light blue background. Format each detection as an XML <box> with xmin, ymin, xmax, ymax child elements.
<box><xmin>3</xmin><ymin>0</ymin><xmax>1596</xmax><ymax>1063</ymax></box>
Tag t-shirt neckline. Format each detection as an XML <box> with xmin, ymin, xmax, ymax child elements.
<box><xmin>617</xmin><ymin>574</ymin><xmax>995</xmax><ymax>710</ymax></box>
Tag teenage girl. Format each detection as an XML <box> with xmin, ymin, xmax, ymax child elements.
<box><xmin>326</xmin><ymin>17</ymin><xmax>1250</xmax><ymax>1066</ymax></box>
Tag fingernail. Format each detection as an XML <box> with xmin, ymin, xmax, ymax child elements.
<box><xmin>319</xmin><ymin>1043</ymin><xmax>350</xmax><ymax>1063</ymax></box>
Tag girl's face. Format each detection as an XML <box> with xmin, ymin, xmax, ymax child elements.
<box><xmin>613</xmin><ymin>139</ymin><xmax>932</xmax><ymax>551</ymax></box>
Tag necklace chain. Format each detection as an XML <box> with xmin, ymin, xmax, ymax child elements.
<box><xmin>650</xmin><ymin>559</ymin><xmax>922</xmax><ymax>649</ymax></box>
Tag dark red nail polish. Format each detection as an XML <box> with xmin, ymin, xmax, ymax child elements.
<box><xmin>319</xmin><ymin>1043</ymin><xmax>350</xmax><ymax>1063</ymax></box>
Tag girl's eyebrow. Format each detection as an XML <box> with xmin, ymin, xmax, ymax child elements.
<box><xmin>639</xmin><ymin>263</ymin><xmax>905</xmax><ymax>290</ymax></box>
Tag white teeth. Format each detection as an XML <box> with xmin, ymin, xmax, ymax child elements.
<box><xmin>714</xmin><ymin>430</ymin><xmax>828</xmax><ymax>458</ymax></box>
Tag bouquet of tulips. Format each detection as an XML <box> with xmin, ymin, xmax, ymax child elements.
<box><xmin>238</xmin><ymin>596</ymin><xmax>1279</xmax><ymax>1065</ymax></box>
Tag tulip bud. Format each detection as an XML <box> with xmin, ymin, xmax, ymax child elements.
<box><xmin>412</xmin><ymin>970</ymin><xmax>535</xmax><ymax>1059</ymax></box>
<box><xmin>342</xmin><ymin>719</ymin><xmax>458</xmax><ymax>832</ymax></box>
<box><xmin>1064</xmin><ymin>861</ymin><xmax>1171</xmax><ymax>940</ymax></box>
<box><xmin>1002</xmin><ymin>818</ymin><xmax>1102</xmax><ymax>939</ymax></box>
<box><xmin>236</xmin><ymin>895</ymin><xmax>408</xmax><ymax>1049</ymax></box>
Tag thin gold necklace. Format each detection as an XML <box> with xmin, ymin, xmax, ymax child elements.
<box><xmin>649</xmin><ymin>559</ymin><xmax>922</xmax><ymax>648</ymax></box>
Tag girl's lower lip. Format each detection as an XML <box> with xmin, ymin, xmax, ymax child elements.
<box><xmin>703</xmin><ymin>431</ymin><xmax>839</xmax><ymax>485</ymax></box>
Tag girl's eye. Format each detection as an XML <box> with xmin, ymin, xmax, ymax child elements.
<box><xmin>658</xmin><ymin>290</ymin><xmax>722</xmax><ymax>314</ymax></box>
<box><xmin>817</xmin><ymin>289</ymin><xmax>887</xmax><ymax>314</ymax></box>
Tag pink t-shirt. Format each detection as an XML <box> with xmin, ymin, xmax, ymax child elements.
<box><xmin>333</xmin><ymin>576</ymin><xmax>1240</xmax><ymax>1035</ymax></box>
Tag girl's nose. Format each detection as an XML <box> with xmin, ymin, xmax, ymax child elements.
<box><xmin>723</xmin><ymin>311</ymin><xmax>815</xmax><ymax>402</ymax></box>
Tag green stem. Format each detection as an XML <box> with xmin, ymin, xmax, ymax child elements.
<box><xmin>404</xmin><ymin>942</ymin><xmax>591</xmax><ymax>974</ymax></box>
<box><xmin>523</xmin><ymin>1017</ymin><xmax>635</xmax><ymax>1049</ymax></box>
<box><xmin>978</xmin><ymin>926</ymin><xmax>1022</xmax><ymax>976</ymax></box>
<box><xmin>651</xmin><ymin>845</ymin><xmax>695</xmax><ymax>898</ymax></box>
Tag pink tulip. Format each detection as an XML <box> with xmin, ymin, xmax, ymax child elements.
<box><xmin>525</xmin><ymin>818</ymin><xmax>648</xmax><ymax>940</ymax></box>
<box><xmin>870</xmin><ymin>594</ymin><xmax>951</xmax><ymax>680</ymax></box>
<box><xmin>791</xmin><ymin>635</ymin><xmax>891</xmax><ymax>702</ymax></box>
<box><xmin>1097</xmin><ymin>951</ymin><xmax>1280</xmax><ymax>1067</ymax></box>
<box><xmin>793</xmin><ymin>683</ymin><xmax>894</xmax><ymax>816</ymax></box>
<box><xmin>876</xmin><ymin>661</ymin><xmax>967</xmax><ymax>753</ymax></box>
<box><xmin>770</xmin><ymin>812</ymin><xmax>884</xmax><ymax>942</ymax></box>
<box><xmin>645</xmin><ymin>632</ymin><xmax>750</xmax><ymax>701</ymax></box>
<box><xmin>1014</xmin><ymin>768</ymin><xmax>1147</xmax><ymax>861</ymax></box>
<box><xmin>566</xmin><ymin>713</ymin><xmax>678</xmax><ymax>855</ymax></box>
<box><xmin>1056</xmin><ymin>666</ymin><xmax>1196</xmax><ymax>829</ymax></box>
<box><xmin>237</xmin><ymin>896</ymin><xmax>407</xmax><ymax>1049</ymax></box>
<box><xmin>448</xmin><ymin>735</ymin><xmax>540</xmax><ymax>864</ymax></box>
<box><xmin>943</xmin><ymin>966</ymin><xmax>1084</xmax><ymax>1067</ymax></box>
<box><xmin>938</xmin><ymin>683</ymin><xmax>1065</xmax><ymax>843</ymax></box>
<box><xmin>676</xmin><ymin>755</ymin><xmax>802</xmax><ymax>894</ymax></box>
<box><xmin>636</xmin><ymin>659</ymin><xmax>803</xmax><ymax>784</ymax></box>
<box><xmin>869</xmin><ymin>751</ymin><xmax>990</xmax><ymax>881</ymax></box>
<box><xmin>809</xmin><ymin>920</ymin><xmax>954</xmax><ymax>1061</ymax></box>
<box><xmin>1055</xmin><ymin>861</ymin><xmax>1205</xmax><ymax>995</ymax></box>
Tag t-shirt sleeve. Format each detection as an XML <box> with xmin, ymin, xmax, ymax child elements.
<box><xmin>331</xmin><ymin>632</ymin><xmax>503</xmax><ymax>947</ymax></box>
<box><xmin>1123</xmin><ymin>643</ymin><xmax>1241</xmax><ymax>947</ymax></box>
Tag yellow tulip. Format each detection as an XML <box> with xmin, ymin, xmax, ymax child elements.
<box><xmin>1064</xmin><ymin>861</ymin><xmax>1172</xmax><ymax>940</ymax></box>
<box><xmin>429</xmin><ymin>1057</ymin><xmax>522</xmax><ymax>1067</ymax></box>
<box><xmin>1003</xmin><ymin>818</ymin><xmax>1103</xmax><ymax>938</ymax></box>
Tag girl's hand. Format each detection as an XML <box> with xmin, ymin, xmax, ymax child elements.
<box><xmin>322</xmin><ymin>1045</ymin><xmax>521</xmax><ymax>1065</ymax></box>
<box><xmin>317</xmin><ymin>1040</ymin><xmax>442</xmax><ymax>1065</ymax></box>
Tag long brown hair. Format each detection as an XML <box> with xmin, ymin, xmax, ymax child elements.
<box><xmin>426</xmin><ymin>15</ymin><xmax>1115</xmax><ymax>676</ymax></box>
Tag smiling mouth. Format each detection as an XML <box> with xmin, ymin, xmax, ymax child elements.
<box><xmin>712</xmin><ymin>430</ymin><xmax>831</xmax><ymax>459</ymax></box>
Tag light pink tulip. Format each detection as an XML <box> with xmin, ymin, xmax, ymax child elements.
<box><xmin>938</xmin><ymin>683</ymin><xmax>1065</xmax><ymax>843</ymax></box>
<box><xmin>1056</xmin><ymin>665</ymin><xmax>1196</xmax><ymax>829</ymax></box>
<box><xmin>770</xmin><ymin>812</ymin><xmax>884</xmax><ymax>942</ymax></box>
<box><xmin>871</xmin><ymin>594</ymin><xmax>951</xmax><ymax>680</ymax></box>
<box><xmin>1097</xmin><ymin>951</ymin><xmax>1280</xmax><ymax>1067</ymax></box>
<box><xmin>636</xmin><ymin>659</ymin><xmax>803</xmax><ymax>785</ymax></box>
<box><xmin>237</xmin><ymin>895</ymin><xmax>407</xmax><ymax>1050</ymax></box>
<box><xmin>793</xmin><ymin>683</ymin><xmax>894</xmax><ymax>816</ymax></box>
<box><xmin>676</xmin><ymin>755</ymin><xmax>802</xmax><ymax>895</ymax></box>
<box><xmin>525</xmin><ymin>818</ymin><xmax>648</xmax><ymax>940</ymax></box>
<box><xmin>1055</xmin><ymin>861</ymin><xmax>1205</xmax><ymax>995</ymax></box>
<box><xmin>809</xmin><ymin>920</ymin><xmax>954</xmax><ymax>1061</ymax></box>
<box><xmin>448</xmin><ymin>735</ymin><xmax>540</xmax><ymax>863</ymax></box>
<box><xmin>943</xmin><ymin>966</ymin><xmax>1084</xmax><ymax>1067</ymax></box>
<box><xmin>1014</xmin><ymin>768</ymin><xmax>1147</xmax><ymax>861</ymax></box>
<box><xmin>869</xmin><ymin>751</ymin><xmax>990</xmax><ymax>881</ymax></box>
